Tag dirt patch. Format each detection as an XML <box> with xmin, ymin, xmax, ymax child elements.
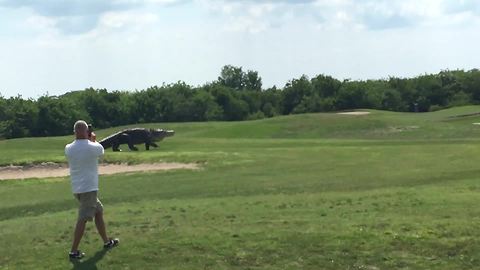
<box><xmin>337</xmin><ymin>111</ymin><xmax>371</xmax><ymax>115</ymax></box>
<box><xmin>0</xmin><ymin>162</ymin><xmax>199</xmax><ymax>181</ymax></box>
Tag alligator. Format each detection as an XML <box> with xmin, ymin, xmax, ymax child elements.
<box><xmin>99</xmin><ymin>128</ymin><xmax>175</xmax><ymax>151</ymax></box>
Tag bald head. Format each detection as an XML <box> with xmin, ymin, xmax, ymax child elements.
<box><xmin>74</xmin><ymin>120</ymin><xmax>89</xmax><ymax>139</ymax></box>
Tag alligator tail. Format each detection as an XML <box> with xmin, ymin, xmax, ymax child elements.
<box><xmin>99</xmin><ymin>131</ymin><xmax>122</xmax><ymax>149</ymax></box>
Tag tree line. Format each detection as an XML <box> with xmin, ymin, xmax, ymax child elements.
<box><xmin>1</xmin><ymin>65</ymin><xmax>480</xmax><ymax>139</ymax></box>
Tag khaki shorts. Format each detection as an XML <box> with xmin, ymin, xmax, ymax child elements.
<box><xmin>74</xmin><ymin>191</ymin><xmax>104</xmax><ymax>222</ymax></box>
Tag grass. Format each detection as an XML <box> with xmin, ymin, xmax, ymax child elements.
<box><xmin>2</xmin><ymin>106</ymin><xmax>480</xmax><ymax>269</ymax></box>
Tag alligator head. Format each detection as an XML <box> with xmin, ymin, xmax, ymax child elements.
<box><xmin>150</xmin><ymin>129</ymin><xmax>175</xmax><ymax>141</ymax></box>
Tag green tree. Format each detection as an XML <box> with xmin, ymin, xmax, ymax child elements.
<box><xmin>382</xmin><ymin>88</ymin><xmax>405</xmax><ymax>111</ymax></box>
<box><xmin>0</xmin><ymin>96</ymin><xmax>38</xmax><ymax>138</ymax></box>
<box><xmin>415</xmin><ymin>75</ymin><xmax>448</xmax><ymax>108</ymax></box>
<box><xmin>163</xmin><ymin>82</ymin><xmax>195</xmax><ymax>122</ymax></box>
<box><xmin>389</xmin><ymin>77</ymin><xmax>418</xmax><ymax>112</ymax></box>
<box><xmin>460</xmin><ymin>69</ymin><xmax>480</xmax><ymax>102</ymax></box>
<box><xmin>336</xmin><ymin>81</ymin><xmax>369</xmax><ymax>110</ymax></box>
<box><xmin>240</xmin><ymin>91</ymin><xmax>262</xmax><ymax>114</ymax></box>
<box><xmin>449</xmin><ymin>91</ymin><xmax>471</xmax><ymax>107</ymax></box>
<box><xmin>190</xmin><ymin>90</ymin><xmax>223</xmax><ymax>121</ymax></box>
<box><xmin>218</xmin><ymin>65</ymin><xmax>263</xmax><ymax>92</ymax></box>
<box><xmin>80</xmin><ymin>88</ymin><xmax>113</xmax><ymax>128</ymax></box>
<box><xmin>244</xmin><ymin>70</ymin><xmax>262</xmax><ymax>91</ymax></box>
<box><xmin>210</xmin><ymin>84</ymin><xmax>249</xmax><ymax>120</ymax></box>
<box><xmin>260</xmin><ymin>87</ymin><xmax>282</xmax><ymax>117</ymax></box>
<box><xmin>0</xmin><ymin>95</ymin><xmax>6</xmax><ymax>121</ymax></box>
<box><xmin>282</xmin><ymin>75</ymin><xmax>312</xmax><ymax>114</ymax></box>
<box><xmin>34</xmin><ymin>95</ymin><xmax>87</xmax><ymax>136</ymax></box>
<box><xmin>311</xmin><ymin>74</ymin><xmax>342</xmax><ymax>98</ymax></box>
<box><xmin>218</xmin><ymin>65</ymin><xmax>245</xmax><ymax>91</ymax></box>
<box><xmin>131</xmin><ymin>86</ymin><xmax>164</xmax><ymax>123</ymax></box>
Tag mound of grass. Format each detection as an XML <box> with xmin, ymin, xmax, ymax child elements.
<box><xmin>3</xmin><ymin>106</ymin><xmax>480</xmax><ymax>166</ymax></box>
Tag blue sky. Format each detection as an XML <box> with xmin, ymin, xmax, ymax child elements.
<box><xmin>0</xmin><ymin>0</ymin><xmax>479</xmax><ymax>98</ymax></box>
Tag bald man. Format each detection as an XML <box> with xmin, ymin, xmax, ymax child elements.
<box><xmin>65</xmin><ymin>120</ymin><xmax>119</xmax><ymax>259</ymax></box>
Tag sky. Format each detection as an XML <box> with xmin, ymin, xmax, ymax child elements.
<box><xmin>0</xmin><ymin>0</ymin><xmax>479</xmax><ymax>98</ymax></box>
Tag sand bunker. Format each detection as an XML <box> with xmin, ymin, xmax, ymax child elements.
<box><xmin>0</xmin><ymin>162</ymin><xmax>199</xmax><ymax>181</ymax></box>
<box><xmin>337</xmin><ymin>111</ymin><xmax>371</xmax><ymax>115</ymax></box>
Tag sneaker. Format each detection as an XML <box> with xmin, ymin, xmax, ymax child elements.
<box><xmin>69</xmin><ymin>250</ymin><xmax>85</xmax><ymax>259</ymax></box>
<box><xmin>104</xmin><ymin>238</ymin><xmax>120</xmax><ymax>249</ymax></box>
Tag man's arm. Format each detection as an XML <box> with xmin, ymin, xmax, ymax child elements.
<box><xmin>98</xmin><ymin>144</ymin><xmax>105</xmax><ymax>156</ymax></box>
<box><xmin>87</xmin><ymin>132</ymin><xmax>104</xmax><ymax>157</ymax></box>
<box><xmin>65</xmin><ymin>144</ymin><xmax>70</xmax><ymax>157</ymax></box>
<box><xmin>89</xmin><ymin>131</ymin><xmax>97</xmax><ymax>142</ymax></box>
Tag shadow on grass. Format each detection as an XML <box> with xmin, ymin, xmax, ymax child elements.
<box><xmin>70</xmin><ymin>249</ymin><xmax>108</xmax><ymax>270</ymax></box>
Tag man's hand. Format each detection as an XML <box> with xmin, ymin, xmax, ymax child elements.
<box><xmin>89</xmin><ymin>132</ymin><xmax>97</xmax><ymax>142</ymax></box>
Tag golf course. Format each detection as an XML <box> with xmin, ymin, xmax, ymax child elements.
<box><xmin>3</xmin><ymin>106</ymin><xmax>480</xmax><ymax>269</ymax></box>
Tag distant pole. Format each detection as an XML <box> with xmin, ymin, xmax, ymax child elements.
<box><xmin>414</xmin><ymin>102</ymin><xmax>418</xmax><ymax>113</ymax></box>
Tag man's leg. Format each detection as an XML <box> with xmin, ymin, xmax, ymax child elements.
<box><xmin>71</xmin><ymin>219</ymin><xmax>87</xmax><ymax>252</ymax></box>
<box><xmin>95</xmin><ymin>211</ymin><xmax>109</xmax><ymax>243</ymax></box>
<box><xmin>94</xmin><ymin>196</ymin><xmax>119</xmax><ymax>248</ymax></box>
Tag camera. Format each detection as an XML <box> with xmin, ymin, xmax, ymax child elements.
<box><xmin>87</xmin><ymin>124</ymin><xmax>93</xmax><ymax>138</ymax></box>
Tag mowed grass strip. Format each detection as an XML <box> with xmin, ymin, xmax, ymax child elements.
<box><xmin>1</xmin><ymin>140</ymin><xmax>479</xmax><ymax>219</ymax></box>
<box><xmin>2</xmin><ymin>181</ymin><xmax>480</xmax><ymax>269</ymax></box>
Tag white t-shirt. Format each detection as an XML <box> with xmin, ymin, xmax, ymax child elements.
<box><xmin>65</xmin><ymin>139</ymin><xmax>104</xmax><ymax>194</ymax></box>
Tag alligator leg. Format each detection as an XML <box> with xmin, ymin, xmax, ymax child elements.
<box><xmin>128</xmin><ymin>143</ymin><xmax>138</xmax><ymax>151</ymax></box>
<box><xmin>112</xmin><ymin>143</ymin><xmax>121</xmax><ymax>152</ymax></box>
<box><xmin>145</xmin><ymin>142</ymin><xmax>158</xmax><ymax>150</ymax></box>
<box><xmin>127</xmin><ymin>138</ymin><xmax>138</xmax><ymax>151</ymax></box>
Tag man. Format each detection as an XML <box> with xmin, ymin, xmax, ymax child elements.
<box><xmin>65</xmin><ymin>120</ymin><xmax>119</xmax><ymax>259</ymax></box>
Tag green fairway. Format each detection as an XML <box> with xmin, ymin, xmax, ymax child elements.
<box><xmin>2</xmin><ymin>106</ymin><xmax>480</xmax><ymax>269</ymax></box>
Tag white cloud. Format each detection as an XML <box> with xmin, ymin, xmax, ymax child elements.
<box><xmin>198</xmin><ymin>0</ymin><xmax>480</xmax><ymax>32</ymax></box>
<box><xmin>24</xmin><ymin>15</ymin><xmax>57</xmax><ymax>32</ymax></box>
<box><xmin>223</xmin><ymin>16</ymin><xmax>269</xmax><ymax>34</ymax></box>
<box><xmin>0</xmin><ymin>0</ymin><xmax>186</xmax><ymax>35</ymax></box>
<box><xmin>145</xmin><ymin>0</ymin><xmax>185</xmax><ymax>4</ymax></box>
<box><xmin>247</xmin><ymin>3</ymin><xmax>275</xmax><ymax>17</ymax></box>
<box><xmin>196</xmin><ymin>0</ymin><xmax>307</xmax><ymax>33</ymax></box>
<box><xmin>99</xmin><ymin>11</ymin><xmax>158</xmax><ymax>29</ymax></box>
<box><xmin>3</xmin><ymin>0</ymin><xmax>480</xmax><ymax>36</ymax></box>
